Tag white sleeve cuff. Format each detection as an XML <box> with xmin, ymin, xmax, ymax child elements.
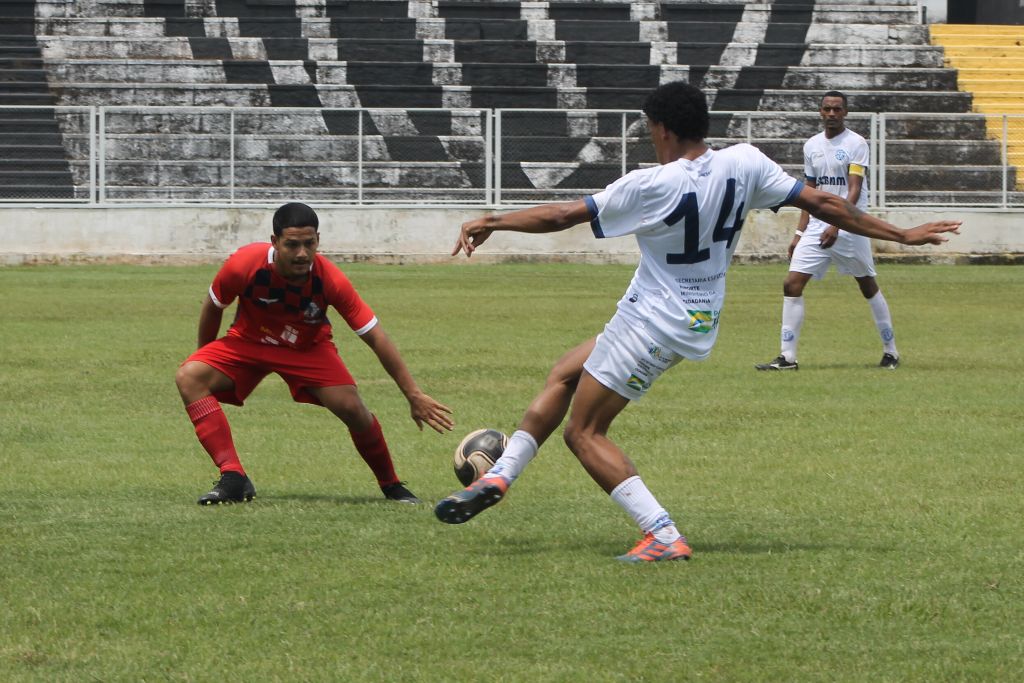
<box><xmin>208</xmin><ymin>286</ymin><xmax>228</xmax><ymax>309</ymax></box>
<box><xmin>353</xmin><ymin>316</ymin><xmax>379</xmax><ymax>336</ymax></box>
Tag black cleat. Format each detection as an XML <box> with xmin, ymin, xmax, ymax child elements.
<box><xmin>197</xmin><ymin>471</ymin><xmax>256</xmax><ymax>505</ymax></box>
<box><xmin>434</xmin><ymin>476</ymin><xmax>509</xmax><ymax>524</ymax></box>
<box><xmin>879</xmin><ymin>352</ymin><xmax>900</xmax><ymax>369</ymax></box>
<box><xmin>755</xmin><ymin>355</ymin><xmax>799</xmax><ymax>371</ymax></box>
<box><xmin>381</xmin><ymin>481</ymin><xmax>421</xmax><ymax>504</ymax></box>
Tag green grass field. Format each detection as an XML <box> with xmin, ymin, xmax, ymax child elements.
<box><xmin>1</xmin><ymin>262</ymin><xmax>1021</xmax><ymax>682</ymax></box>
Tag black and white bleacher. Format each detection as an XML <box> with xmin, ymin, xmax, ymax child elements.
<box><xmin>1</xmin><ymin>0</ymin><xmax>1011</xmax><ymax>202</ymax></box>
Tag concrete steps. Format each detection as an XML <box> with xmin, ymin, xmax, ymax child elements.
<box><xmin>933</xmin><ymin>24</ymin><xmax>1024</xmax><ymax>188</ymax></box>
<box><xmin>0</xmin><ymin>0</ymin><xmax>1008</xmax><ymax>203</ymax></box>
<box><xmin>40</xmin><ymin>59</ymin><xmax>957</xmax><ymax>93</ymax></box>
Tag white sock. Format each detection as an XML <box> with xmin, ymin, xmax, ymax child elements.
<box><xmin>484</xmin><ymin>430</ymin><xmax>538</xmax><ymax>484</ymax></box>
<box><xmin>610</xmin><ymin>475</ymin><xmax>680</xmax><ymax>543</ymax></box>
<box><xmin>867</xmin><ymin>291</ymin><xmax>897</xmax><ymax>356</ymax></box>
<box><xmin>780</xmin><ymin>295</ymin><xmax>805</xmax><ymax>363</ymax></box>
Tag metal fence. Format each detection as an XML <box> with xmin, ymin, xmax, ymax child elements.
<box><xmin>3</xmin><ymin>106</ymin><xmax>1022</xmax><ymax>208</ymax></box>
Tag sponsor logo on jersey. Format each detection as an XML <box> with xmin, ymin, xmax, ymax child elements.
<box><xmin>687</xmin><ymin>310</ymin><xmax>718</xmax><ymax>333</ymax></box>
<box><xmin>817</xmin><ymin>175</ymin><xmax>847</xmax><ymax>187</ymax></box>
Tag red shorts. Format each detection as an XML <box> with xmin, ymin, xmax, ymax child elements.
<box><xmin>184</xmin><ymin>335</ymin><xmax>356</xmax><ymax>406</ymax></box>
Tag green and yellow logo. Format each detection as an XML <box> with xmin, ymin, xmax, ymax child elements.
<box><xmin>687</xmin><ymin>310</ymin><xmax>718</xmax><ymax>334</ymax></box>
<box><xmin>625</xmin><ymin>374</ymin><xmax>650</xmax><ymax>392</ymax></box>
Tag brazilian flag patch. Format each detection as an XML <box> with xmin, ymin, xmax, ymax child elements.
<box><xmin>626</xmin><ymin>374</ymin><xmax>650</xmax><ymax>392</ymax></box>
<box><xmin>687</xmin><ymin>310</ymin><xmax>717</xmax><ymax>334</ymax></box>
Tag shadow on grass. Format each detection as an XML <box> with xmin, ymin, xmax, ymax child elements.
<box><xmin>261</xmin><ymin>492</ymin><xmax>423</xmax><ymax>507</ymax></box>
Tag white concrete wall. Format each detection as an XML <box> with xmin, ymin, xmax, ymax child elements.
<box><xmin>920</xmin><ymin>0</ymin><xmax>947</xmax><ymax>23</ymax></box>
<box><xmin>0</xmin><ymin>206</ymin><xmax>1017</xmax><ymax>265</ymax></box>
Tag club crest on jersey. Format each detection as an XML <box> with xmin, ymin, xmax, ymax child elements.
<box><xmin>835</xmin><ymin>149</ymin><xmax>849</xmax><ymax>162</ymax></box>
<box><xmin>687</xmin><ymin>310</ymin><xmax>718</xmax><ymax>334</ymax></box>
<box><xmin>304</xmin><ymin>301</ymin><xmax>322</xmax><ymax>321</ymax></box>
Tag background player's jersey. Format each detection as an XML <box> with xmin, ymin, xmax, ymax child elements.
<box><xmin>208</xmin><ymin>243</ymin><xmax>377</xmax><ymax>349</ymax></box>
<box><xmin>803</xmin><ymin>128</ymin><xmax>869</xmax><ymax>234</ymax></box>
<box><xmin>586</xmin><ymin>143</ymin><xmax>802</xmax><ymax>359</ymax></box>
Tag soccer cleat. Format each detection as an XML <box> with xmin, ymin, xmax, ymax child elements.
<box><xmin>381</xmin><ymin>481</ymin><xmax>421</xmax><ymax>504</ymax></box>
<box><xmin>197</xmin><ymin>471</ymin><xmax>256</xmax><ymax>505</ymax></box>
<box><xmin>616</xmin><ymin>532</ymin><xmax>693</xmax><ymax>563</ymax></box>
<box><xmin>879</xmin><ymin>352</ymin><xmax>900</xmax><ymax>369</ymax></box>
<box><xmin>755</xmin><ymin>355</ymin><xmax>798</xmax><ymax>371</ymax></box>
<box><xmin>434</xmin><ymin>475</ymin><xmax>509</xmax><ymax>524</ymax></box>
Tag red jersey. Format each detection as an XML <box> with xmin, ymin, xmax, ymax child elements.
<box><xmin>208</xmin><ymin>243</ymin><xmax>376</xmax><ymax>350</ymax></box>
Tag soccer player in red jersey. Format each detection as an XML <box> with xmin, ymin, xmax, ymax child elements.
<box><xmin>175</xmin><ymin>202</ymin><xmax>453</xmax><ymax>505</ymax></box>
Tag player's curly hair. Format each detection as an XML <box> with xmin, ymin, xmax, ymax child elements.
<box><xmin>273</xmin><ymin>202</ymin><xmax>319</xmax><ymax>235</ymax></box>
<box><xmin>642</xmin><ymin>81</ymin><xmax>709</xmax><ymax>142</ymax></box>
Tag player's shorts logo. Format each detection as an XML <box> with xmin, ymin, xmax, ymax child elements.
<box><xmin>686</xmin><ymin>310</ymin><xmax>718</xmax><ymax>334</ymax></box>
<box><xmin>647</xmin><ymin>343</ymin><xmax>675</xmax><ymax>364</ymax></box>
<box><xmin>625</xmin><ymin>373</ymin><xmax>651</xmax><ymax>392</ymax></box>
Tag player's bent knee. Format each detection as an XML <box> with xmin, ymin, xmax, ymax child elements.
<box><xmin>175</xmin><ymin>362</ymin><xmax>208</xmax><ymax>399</ymax></box>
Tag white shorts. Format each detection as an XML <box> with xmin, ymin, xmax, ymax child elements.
<box><xmin>583</xmin><ymin>312</ymin><xmax>683</xmax><ymax>401</ymax></box>
<box><xmin>790</xmin><ymin>228</ymin><xmax>877</xmax><ymax>280</ymax></box>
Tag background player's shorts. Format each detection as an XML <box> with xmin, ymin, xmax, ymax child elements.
<box><xmin>584</xmin><ymin>312</ymin><xmax>683</xmax><ymax>401</ymax></box>
<box><xmin>790</xmin><ymin>226</ymin><xmax>877</xmax><ymax>280</ymax></box>
<box><xmin>183</xmin><ymin>335</ymin><xmax>355</xmax><ymax>406</ymax></box>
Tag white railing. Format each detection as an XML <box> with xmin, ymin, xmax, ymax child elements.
<box><xmin>1</xmin><ymin>106</ymin><xmax>1021</xmax><ymax>209</ymax></box>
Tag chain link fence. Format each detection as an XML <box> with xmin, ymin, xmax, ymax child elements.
<box><xmin>2</xmin><ymin>106</ymin><xmax>1022</xmax><ymax>208</ymax></box>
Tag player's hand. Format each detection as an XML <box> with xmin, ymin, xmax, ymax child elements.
<box><xmin>407</xmin><ymin>391</ymin><xmax>454</xmax><ymax>433</ymax></box>
<box><xmin>787</xmin><ymin>235</ymin><xmax>800</xmax><ymax>261</ymax></box>
<box><xmin>902</xmin><ymin>220</ymin><xmax>962</xmax><ymax>246</ymax></box>
<box><xmin>819</xmin><ymin>225</ymin><xmax>840</xmax><ymax>249</ymax></box>
<box><xmin>453</xmin><ymin>218</ymin><xmax>494</xmax><ymax>257</ymax></box>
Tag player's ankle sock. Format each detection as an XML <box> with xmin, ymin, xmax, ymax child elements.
<box><xmin>485</xmin><ymin>430</ymin><xmax>538</xmax><ymax>484</ymax></box>
<box><xmin>780</xmin><ymin>295</ymin><xmax>805</xmax><ymax>363</ymax></box>
<box><xmin>186</xmin><ymin>396</ymin><xmax>245</xmax><ymax>475</ymax></box>
<box><xmin>867</xmin><ymin>291</ymin><xmax>898</xmax><ymax>356</ymax></box>
<box><xmin>610</xmin><ymin>476</ymin><xmax>680</xmax><ymax>543</ymax></box>
<box><xmin>349</xmin><ymin>415</ymin><xmax>399</xmax><ymax>487</ymax></box>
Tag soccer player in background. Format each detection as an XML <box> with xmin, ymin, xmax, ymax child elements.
<box><xmin>756</xmin><ymin>91</ymin><xmax>900</xmax><ymax>371</ymax></box>
<box><xmin>175</xmin><ymin>202</ymin><xmax>453</xmax><ymax>505</ymax></box>
<box><xmin>434</xmin><ymin>82</ymin><xmax>960</xmax><ymax>562</ymax></box>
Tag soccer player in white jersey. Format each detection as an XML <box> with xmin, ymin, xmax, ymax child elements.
<box><xmin>434</xmin><ymin>82</ymin><xmax>960</xmax><ymax>562</ymax></box>
<box><xmin>756</xmin><ymin>91</ymin><xmax>901</xmax><ymax>371</ymax></box>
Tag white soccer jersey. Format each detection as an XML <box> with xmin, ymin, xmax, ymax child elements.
<box><xmin>803</xmin><ymin>128</ymin><xmax>869</xmax><ymax>234</ymax></box>
<box><xmin>586</xmin><ymin>143</ymin><xmax>803</xmax><ymax>359</ymax></box>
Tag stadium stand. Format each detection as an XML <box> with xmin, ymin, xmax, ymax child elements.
<box><xmin>932</xmin><ymin>23</ymin><xmax>1024</xmax><ymax>189</ymax></box>
<box><xmin>0</xmin><ymin>0</ymin><xmax>75</xmax><ymax>198</ymax></box>
<box><xmin>0</xmin><ymin>0</ymin><xmax>1013</xmax><ymax>203</ymax></box>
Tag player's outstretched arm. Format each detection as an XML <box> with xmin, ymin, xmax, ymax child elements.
<box><xmin>791</xmin><ymin>186</ymin><xmax>961</xmax><ymax>245</ymax></box>
<box><xmin>453</xmin><ymin>200</ymin><xmax>593</xmax><ymax>257</ymax></box>
<box><xmin>359</xmin><ymin>325</ymin><xmax>454</xmax><ymax>433</ymax></box>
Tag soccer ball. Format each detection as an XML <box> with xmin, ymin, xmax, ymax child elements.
<box><xmin>453</xmin><ymin>428</ymin><xmax>508</xmax><ymax>486</ymax></box>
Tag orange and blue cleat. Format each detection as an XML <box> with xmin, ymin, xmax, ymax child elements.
<box><xmin>616</xmin><ymin>532</ymin><xmax>692</xmax><ymax>563</ymax></box>
<box><xmin>434</xmin><ymin>475</ymin><xmax>509</xmax><ymax>524</ymax></box>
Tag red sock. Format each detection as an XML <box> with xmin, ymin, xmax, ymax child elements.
<box><xmin>186</xmin><ymin>396</ymin><xmax>245</xmax><ymax>475</ymax></box>
<box><xmin>350</xmin><ymin>415</ymin><xmax>399</xmax><ymax>487</ymax></box>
